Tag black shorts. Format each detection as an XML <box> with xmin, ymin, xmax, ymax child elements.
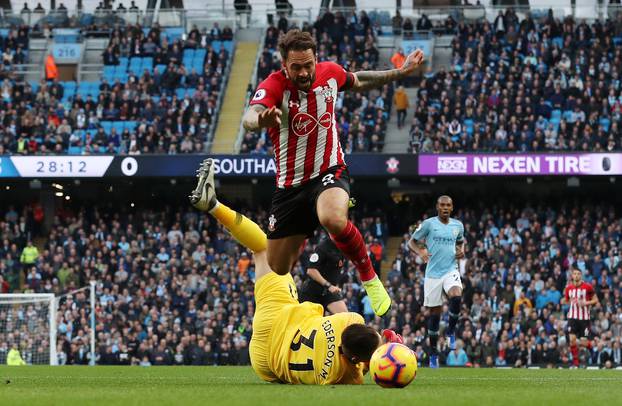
<box><xmin>568</xmin><ymin>319</ymin><xmax>590</xmax><ymax>338</ymax></box>
<box><xmin>267</xmin><ymin>165</ymin><xmax>350</xmax><ymax>239</ymax></box>
<box><xmin>298</xmin><ymin>280</ymin><xmax>343</xmax><ymax>308</ymax></box>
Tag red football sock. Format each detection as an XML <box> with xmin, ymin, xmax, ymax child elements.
<box><xmin>570</xmin><ymin>344</ymin><xmax>579</xmax><ymax>367</ymax></box>
<box><xmin>330</xmin><ymin>221</ymin><xmax>377</xmax><ymax>282</ymax></box>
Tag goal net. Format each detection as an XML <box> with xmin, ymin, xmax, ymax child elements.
<box><xmin>0</xmin><ymin>293</ymin><xmax>57</xmax><ymax>365</ymax></box>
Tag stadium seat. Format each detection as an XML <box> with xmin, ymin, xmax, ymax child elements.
<box><xmin>129</xmin><ymin>57</ymin><xmax>142</xmax><ymax>71</ymax></box>
<box><xmin>223</xmin><ymin>41</ymin><xmax>233</xmax><ymax>53</ymax></box>
<box><xmin>113</xmin><ymin>122</ymin><xmax>125</xmax><ymax>133</ymax></box>
<box><xmin>192</xmin><ymin>61</ymin><xmax>204</xmax><ymax>71</ymax></box>
<box><xmin>101</xmin><ymin>121</ymin><xmax>113</xmax><ymax>135</ymax></box>
<box><xmin>552</xmin><ymin>37</ymin><xmax>563</xmax><ymax>48</ymax></box>
<box><xmin>103</xmin><ymin>66</ymin><xmax>115</xmax><ymax>76</ymax></box>
<box><xmin>599</xmin><ymin>117</ymin><xmax>610</xmax><ymax>132</ymax></box>
<box><xmin>125</xmin><ymin>121</ymin><xmax>137</xmax><ymax>132</ymax></box>
<box><xmin>164</xmin><ymin>27</ymin><xmax>184</xmax><ymax>42</ymax></box>
<box><xmin>212</xmin><ymin>41</ymin><xmax>222</xmax><ymax>52</ymax></box>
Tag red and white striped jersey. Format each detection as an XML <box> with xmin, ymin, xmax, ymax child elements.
<box><xmin>564</xmin><ymin>282</ymin><xmax>595</xmax><ymax>320</ymax></box>
<box><xmin>249</xmin><ymin>62</ymin><xmax>354</xmax><ymax>188</ymax></box>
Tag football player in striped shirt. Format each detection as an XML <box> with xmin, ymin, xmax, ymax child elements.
<box><xmin>241</xmin><ymin>29</ymin><xmax>424</xmax><ymax>317</ymax></box>
<box><xmin>562</xmin><ymin>268</ymin><xmax>598</xmax><ymax>368</ymax></box>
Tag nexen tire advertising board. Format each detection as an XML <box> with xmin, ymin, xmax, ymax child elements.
<box><xmin>418</xmin><ymin>154</ymin><xmax>622</xmax><ymax>176</ymax></box>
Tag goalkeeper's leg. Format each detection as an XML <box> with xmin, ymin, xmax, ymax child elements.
<box><xmin>189</xmin><ymin>158</ymin><xmax>271</xmax><ymax>279</ymax></box>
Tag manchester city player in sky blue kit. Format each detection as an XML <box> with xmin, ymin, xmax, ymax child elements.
<box><xmin>408</xmin><ymin>196</ymin><xmax>465</xmax><ymax>368</ymax></box>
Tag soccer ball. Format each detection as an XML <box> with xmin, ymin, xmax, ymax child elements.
<box><xmin>369</xmin><ymin>343</ymin><xmax>418</xmax><ymax>388</ymax></box>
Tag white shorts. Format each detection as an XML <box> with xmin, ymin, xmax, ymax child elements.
<box><xmin>424</xmin><ymin>270</ymin><xmax>462</xmax><ymax>307</ymax></box>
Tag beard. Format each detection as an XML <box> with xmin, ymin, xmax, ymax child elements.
<box><xmin>294</xmin><ymin>74</ymin><xmax>314</xmax><ymax>91</ymax></box>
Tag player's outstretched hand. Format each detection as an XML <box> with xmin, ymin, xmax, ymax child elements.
<box><xmin>258</xmin><ymin>106</ymin><xmax>282</xmax><ymax>128</ymax></box>
<box><xmin>382</xmin><ymin>329</ymin><xmax>404</xmax><ymax>344</ymax></box>
<box><xmin>400</xmin><ymin>49</ymin><xmax>425</xmax><ymax>76</ymax></box>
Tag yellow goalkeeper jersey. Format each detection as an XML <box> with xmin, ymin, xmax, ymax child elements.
<box><xmin>268</xmin><ymin>302</ymin><xmax>366</xmax><ymax>385</ymax></box>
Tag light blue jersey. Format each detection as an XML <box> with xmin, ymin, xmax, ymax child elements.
<box><xmin>411</xmin><ymin>216</ymin><xmax>464</xmax><ymax>279</ymax></box>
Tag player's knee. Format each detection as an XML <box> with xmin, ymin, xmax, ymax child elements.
<box><xmin>319</xmin><ymin>212</ymin><xmax>347</xmax><ymax>235</ymax></box>
<box><xmin>448</xmin><ymin>287</ymin><xmax>462</xmax><ymax>297</ymax></box>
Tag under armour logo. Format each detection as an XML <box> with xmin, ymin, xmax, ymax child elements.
<box><xmin>322</xmin><ymin>174</ymin><xmax>335</xmax><ymax>186</ymax></box>
<box><xmin>268</xmin><ymin>214</ymin><xmax>277</xmax><ymax>232</ymax></box>
<box><xmin>288</xmin><ymin>100</ymin><xmax>299</xmax><ymax>109</ymax></box>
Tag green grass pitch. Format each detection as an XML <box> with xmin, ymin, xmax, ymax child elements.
<box><xmin>0</xmin><ymin>366</ymin><xmax>620</xmax><ymax>406</ymax></box>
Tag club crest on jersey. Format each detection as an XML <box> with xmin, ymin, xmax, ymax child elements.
<box><xmin>268</xmin><ymin>214</ymin><xmax>277</xmax><ymax>232</ymax></box>
<box><xmin>452</xmin><ymin>229</ymin><xmax>459</xmax><ymax>237</ymax></box>
<box><xmin>292</xmin><ymin>111</ymin><xmax>332</xmax><ymax>137</ymax></box>
<box><xmin>316</xmin><ymin>85</ymin><xmax>334</xmax><ymax>103</ymax></box>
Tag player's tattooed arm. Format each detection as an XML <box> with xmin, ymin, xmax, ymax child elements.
<box><xmin>349</xmin><ymin>49</ymin><xmax>425</xmax><ymax>92</ymax></box>
<box><xmin>350</xmin><ymin>69</ymin><xmax>403</xmax><ymax>92</ymax></box>
<box><xmin>242</xmin><ymin>104</ymin><xmax>282</xmax><ymax>131</ymax></box>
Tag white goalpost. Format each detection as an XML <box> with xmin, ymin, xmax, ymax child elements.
<box><xmin>0</xmin><ymin>282</ymin><xmax>96</xmax><ymax>366</ymax></box>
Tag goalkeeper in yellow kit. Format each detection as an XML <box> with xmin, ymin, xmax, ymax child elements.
<box><xmin>190</xmin><ymin>159</ymin><xmax>399</xmax><ymax>384</ymax></box>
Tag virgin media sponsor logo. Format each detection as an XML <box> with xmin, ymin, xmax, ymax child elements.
<box><xmin>291</xmin><ymin>112</ymin><xmax>332</xmax><ymax>137</ymax></box>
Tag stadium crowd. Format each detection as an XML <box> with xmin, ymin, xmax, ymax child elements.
<box><xmin>0</xmin><ymin>23</ymin><xmax>232</xmax><ymax>156</ymax></box>
<box><xmin>410</xmin><ymin>11</ymin><xmax>622</xmax><ymax>153</ymax></box>
<box><xmin>1</xmin><ymin>196</ymin><xmax>621</xmax><ymax>368</ymax></box>
<box><xmin>387</xmin><ymin>200</ymin><xmax>622</xmax><ymax>368</ymax></box>
<box><xmin>0</xmin><ymin>200</ymin><xmax>385</xmax><ymax>366</ymax></box>
<box><xmin>240</xmin><ymin>12</ymin><xmax>393</xmax><ymax>155</ymax></box>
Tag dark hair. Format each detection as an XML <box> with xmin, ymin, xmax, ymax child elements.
<box><xmin>278</xmin><ymin>29</ymin><xmax>316</xmax><ymax>61</ymax></box>
<box><xmin>341</xmin><ymin>324</ymin><xmax>380</xmax><ymax>362</ymax></box>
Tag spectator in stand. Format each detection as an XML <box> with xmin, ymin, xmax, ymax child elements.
<box><xmin>410</xmin><ymin>13</ymin><xmax>622</xmax><ymax>153</ymax></box>
<box><xmin>1</xmin><ymin>25</ymin><xmax>233</xmax><ymax>155</ymax></box>
<box><xmin>394</xmin><ymin>85</ymin><xmax>409</xmax><ymax>129</ymax></box>
<box><xmin>447</xmin><ymin>340</ymin><xmax>469</xmax><ymax>366</ymax></box>
<box><xmin>416</xmin><ymin>14</ymin><xmax>433</xmax><ymax>31</ymax></box>
<box><xmin>402</xmin><ymin>18</ymin><xmax>414</xmax><ymax>39</ymax></box>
